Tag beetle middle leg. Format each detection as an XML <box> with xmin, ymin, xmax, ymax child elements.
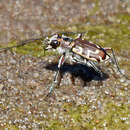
<box><xmin>72</xmin><ymin>54</ymin><xmax>103</xmax><ymax>77</ymax></box>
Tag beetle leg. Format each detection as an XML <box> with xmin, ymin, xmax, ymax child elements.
<box><xmin>72</xmin><ymin>53</ymin><xmax>103</xmax><ymax>77</ymax></box>
<box><xmin>111</xmin><ymin>49</ymin><xmax>129</xmax><ymax>79</ymax></box>
<box><xmin>88</xmin><ymin>60</ymin><xmax>103</xmax><ymax>77</ymax></box>
<box><xmin>77</xmin><ymin>33</ymin><xmax>83</xmax><ymax>39</ymax></box>
<box><xmin>104</xmin><ymin>48</ymin><xmax>129</xmax><ymax>80</ymax></box>
<box><xmin>103</xmin><ymin>47</ymin><xmax>113</xmax><ymax>63</ymax></box>
<box><xmin>48</xmin><ymin>53</ymin><xmax>66</xmax><ymax>95</ymax></box>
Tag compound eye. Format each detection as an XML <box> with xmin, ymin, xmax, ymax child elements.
<box><xmin>53</xmin><ymin>40</ymin><xmax>58</xmax><ymax>44</ymax></box>
<box><xmin>50</xmin><ymin>40</ymin><xmax>59</xmax><ymax>48</ymax></box>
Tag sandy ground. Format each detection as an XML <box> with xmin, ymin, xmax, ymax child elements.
<box><xmin>0</xmin><ymin>0</ymin><xmax>129</xmax><ymax>129</ymax></box>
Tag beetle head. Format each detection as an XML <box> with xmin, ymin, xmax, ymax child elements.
<box><xmin>45</xmin><ymin>34</ymin><xmax>61</xmax><ymax>50</ymax></box>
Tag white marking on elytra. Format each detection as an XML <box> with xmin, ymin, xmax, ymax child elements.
<box><xmin>73</xmin><ymin>46</ymin><xmax>83</xmax><ymax>54</ymax></box>
<box><xmin>85</xmin><ymin>49</ymin><xmax>99</xmax><ymax>60</ymax></box>
<box><xmin>99</xmin><ymin>56</ymin><xmax>103</xmax><ymax>62</ymax></box>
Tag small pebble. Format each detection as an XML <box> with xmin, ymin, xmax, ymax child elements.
<box><xmin>10</xmin><ymin>58</ymin><xmax>16</xmax><ymax>64</ymax></box>
<box><xmin>33</xmin><ymin>72</ymin><xmax>39</xmax><ymax>78</ymax></box>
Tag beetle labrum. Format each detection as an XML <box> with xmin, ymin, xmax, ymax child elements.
<box><xmin>45</xmin><ymin>33</ymin><xmax>129</xmax><ymax>95</ymax></box>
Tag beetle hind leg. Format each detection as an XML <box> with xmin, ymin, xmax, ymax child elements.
<box><xmin>88</xmin><ymin>60</ymin><xmax>103</xmax><ymax>77</ymax></box>
<box><xmin>104</xmin><ymin>48</ymin><xmax>129</xmax><ymax>80</ymax></box>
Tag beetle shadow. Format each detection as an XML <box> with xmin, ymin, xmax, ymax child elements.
<box><xmin>45</xmin><ymin>62</ymin><xmax>109</xmax><ymax>85</ymax></box>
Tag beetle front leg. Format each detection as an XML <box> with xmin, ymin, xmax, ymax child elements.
<box><xmin>48</xmin><ymin>53</ymin><xmax>66</xmax><ymax>95</ymax></box>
